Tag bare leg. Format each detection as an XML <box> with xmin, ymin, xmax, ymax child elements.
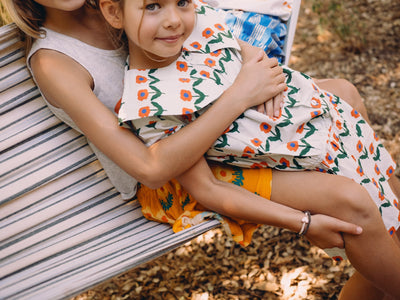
<box><xmin>271</xmin><ymin>170</ymin><xmax>400</xmax><ymax>298</ymax></box>
<box><xmin>314</xmin><ymin>78</ymin><xmax>371</xmax><ymax>123</ymax></box>
<box><xmin>338</xmin><ymin>271</ymin><xmax>384</xmax><ymax>300</ymax></box>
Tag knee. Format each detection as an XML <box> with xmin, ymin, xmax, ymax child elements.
<box><xmin>336</xmin><ymin>79</ymin><xmax>363</xmax><ymax>108</ymax></box>
<box><xmin>328</xmin><ymin>178</ymin><xmax>379</xmax><ymax>224</ymax></box>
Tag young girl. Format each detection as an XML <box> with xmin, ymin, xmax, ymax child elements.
<box><xmin>98</xmin><ymin>0</ymin><xmax>400</xmax><ymax>298</ymax></box>
<box><xmin>3</xmin><ymin>0</ymin><xmax>389</xmax><ymax>298</ymax></box>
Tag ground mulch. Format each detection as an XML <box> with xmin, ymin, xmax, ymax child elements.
<box><xmin>72</xmin><ymin>0</ymin><xmax>400</xmax><ymax>299</ymax></box>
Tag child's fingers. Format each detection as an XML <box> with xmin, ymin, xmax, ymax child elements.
<box><xmin>338</xmin><ymin>220</ymin><xmax>363</xmax><ymax>236</ymax></box>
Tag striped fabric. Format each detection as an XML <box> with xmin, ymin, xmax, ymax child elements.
<box><xmin>0</xmin><ymin>2</ymin><xmax>299</xmax><ymax>297</ymax></box>
<box><xmin>0</xmin><ymin>23</ymin><xmax>219</xmax><ymax>300</ymax></box>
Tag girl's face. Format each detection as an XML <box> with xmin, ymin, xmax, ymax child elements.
<box><xmin>123</xmin><ymin>0</ymin><xmax>196</xmax><ymax>66</ymax></box>
<box><xmin>33</xmin><ymin>0</ymin><xmax>87</xmax><ymax>11</ymax></box>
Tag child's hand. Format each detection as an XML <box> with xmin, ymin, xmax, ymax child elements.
<box><xmin>304</xmin><ymin>214</ymin><xmax>363</xmax><ymax>249</ymax></box>
<box><xmin>233</xmin><ymin>42</ymin><xmax>287</xmax><ymax>115</ymax></box>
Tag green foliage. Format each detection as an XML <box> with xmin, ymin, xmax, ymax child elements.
<box><xmin>311</xmin><ymin>0</ymin><xmax>366</xmax><ymax>52</ymax></box>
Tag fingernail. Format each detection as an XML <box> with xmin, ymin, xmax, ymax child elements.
<box><xmin>275</xmin><ymin>110</ymin><xmax>279</xmax><ymax>116</ymax></box>
<box><xmin>356</xmin><ymin>226</ymin><xmax>363</xmax><ymax>234</ymax></box>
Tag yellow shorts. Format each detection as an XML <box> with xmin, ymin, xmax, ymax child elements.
<box><xmin>136</xmin><ymin>164</ymin><xmax>272</xmax><ymax>246</ymax></box>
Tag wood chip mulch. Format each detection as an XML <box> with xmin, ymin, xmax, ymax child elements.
<box><xmin>72</xmin><ymin>0</ymin><xmax>399</xmax><ymax>299</ymax></box>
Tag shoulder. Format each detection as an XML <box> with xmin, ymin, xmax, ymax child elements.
<box><xmin>30</xmin><ymin>49</ymin><xmax>93</xmax><ymax>107</ymax></box>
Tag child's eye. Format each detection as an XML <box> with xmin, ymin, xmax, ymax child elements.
<box><xmin>145</xmin><ymin>3</ymin><xmax>160</xmax><ymax>11</ymax></box>
<box><xmin>177</xmin><ymin>0</ymin><xmax>190</xmax><ymax>7</ymax></box>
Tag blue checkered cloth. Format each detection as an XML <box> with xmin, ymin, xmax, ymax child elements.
<box><xmin>222</xmin><ymin>10</ymin><xmax>287</xmax><ymax>63</ymax></box>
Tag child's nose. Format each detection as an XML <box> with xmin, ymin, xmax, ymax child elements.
<box><xmin>163</xmin><ymin>8</ymin><xmax>182</xmax><ymax>29</ymax></box>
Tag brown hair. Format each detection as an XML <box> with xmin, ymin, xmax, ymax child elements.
<box><xmin>3</xmin><ymin>0</ymin><xmax>100</xmax><ymax>51</ymax></box>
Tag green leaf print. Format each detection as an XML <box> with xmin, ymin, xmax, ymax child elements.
<box><xmin>215</xmin><ymin>134</ymin><xmax>229</xmax><ymax>148</ymax></box>
<box><xmin>213</xmin><ymin>71</ymin><xmax>222</xmax><ymax>85</ymax></box>
<box><xmin>149</xmin><ymin>85</ymin><xmax>162</xmax><ymax>101</ymax></box>
<box><xmin>181</xmin><ymin>195</ymin><xmax>191</xmax><ymax>209</ymax></box>
<box><xmin>193</xmin><ymin>87</ymin><xmax>206</xmax><ymax>105</ymax></box>
<box><xmin>299</xmin><ymin>140</ymin><xmax>312</xmax><ymax>156</ymax></box>
<box><xmin>160</xmin><ymin>193</ymin><xmax>173</xmax><ymax>211</ymax></box>
<box><xmin>229</xmin><ymin>121</ymin><xmax>240</xmax><ymax>133</ymax></box>
<box><xmin>283</xmin><ymin>68</ymin><xmax>293</xmax><ymax>84</ymax></box>
<box><xmin>208</xmin><ymin>35</ymin><xmax>223</xmax><ymax>45</ymax></box>
<box><xmin>151</xmin><ymin>101</ymin><xmax>166</xmax><ymax>116</ymax></box>
<box><xmin>304</xmin><ymin>122</ymin><xmax>316</xmax><ymax>139</ymax></box>
<box><xmin>300</xmin><ymin>72</ymin><xmax>311</xmax><ymax>80</ymax></box>
<box><xmin>360</xmin><ymin>147</ymin><xmax>369</xmax><ymax>160</ymax></box>
<box><xmin>264</xmin><ymin>139</ymin><xmax>270</xmax><ymax>152</ymax></box>
<box><xmin>268</xmin><ymin>127</ymin><xmax>281</xmax><ymax>142</ymax></box>
<box><xmin>232</xmin><ymin>167</ymin><xmax>244</xmax><ymax>186</ymax></box>
<box><xmin>361</xmin><ymin>178</ymin><xmax>371</xmax><ymax>184</ymax></box>
<box><xmin>373</xmin><ymin>145</ymin><xmax>382</xmax><ymax>161</ymax></box>
<box><xmin>196</xmin><ymin>5</ymin><xmax>206</xmax><ymax>15</ymax></box>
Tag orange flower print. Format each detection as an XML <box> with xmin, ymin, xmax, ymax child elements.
<box><xmin>242</xmin><ymin>146</ymin><xmax>255</xmax><ymax>158</ymax></box>
<box><xmin>164</xmin><ymin>126</ymin><xmax>177</xmax><ymax>135</ymax></box>
<box><xmin>336</xmin><ymin>120</ymin><xmax>342</xmax><ymax>129</ymax></box>
<box><xmin>251</xmin><ymin>138</ymin><xmax>262</xmax><ymax>147</ymax></box>
<box><xmin>369</xmin><ymin>143</ymin><xmax>374</xmax><ymax>154</ymax></box>
<box><xmin>310</xmin><ymin>97</ymin><xmax>321</xmax><ymax>108</ymax></box>
<box><xmin>351</xmin><ymin>109</ymin><xmax>360</xmax><ymax>118</ymax></box>
<box><xmin>372</xmin><ymin>178</ymin><xmax>377</xmax><ymax>187</ymax></box>
<box><xmin>204</xmin><ymin>58</ymin><xmax>216</xmax><ymax>68</ymax></box>
<box><xmin>312</xmin><ymin>83</ymin><xmax>319</xmax><ymax>92</ymax></box>
<box><xmin>325</xmin><ymin>153</ymin><xmax>334</xmax><ymax>165</ymax></box>
<box><xmin>138</xmin><ymin>106</ymin><xmax>150</xmax><ymax>118</ymax></box>
<box><xmin>287</xmin><ymin>141</ymin><xmax>299</xmax><ymax>152</ymax></box>
<box><xmin>250</xmin><ymin>162</ymin><xmax>264</xmax><ymax>169</ymax></box>
<box><xmin>260</xmin><ymin>122</ymin><xmax>272</xmax><ymax>133</ymax></box>
<box><xmin>310</xmin><ymin>110</ymin><xmax>322</xmax><ymax>118</ymax></box>
<box><xmin>332</xmin><ymin>256</ymin><xmax>343</xmax><ymax>262</ymax></box>
<box><xmin>176</xmin><ymin>61</ymin><xmax>188</xmax><ymax>72</ymax></box>
<box><xmin>200</xmin><ymin>71</ymin><xmax>210</xmax><ymax>78</ymax></box>
<box><xmin>210</xmin><ymin>49</ymin><xmax>222</xmax><ymax>57</ymax></box>
<box><xmin>114</xmin><ymin>98</ymin><xmax>122</xmax><ymax>114</ymax></box>
<box><xmin>331</xmin><ymin>141</ymin><xmax>340</xmax><ymax>151</ymax></box>
<box><xmin>378</xmin><ymin>191</ymin><xmax>385</xmax><ymax>201</ymax></box>
<box><xmin>190</xmin><ymin>42</ymin><xmax>202</xmax><ymax>50</ymax></box>
<box><xmin>202</xmin><ymin>28</ymin><xmax>214</xmax><ymax>38</ymax></box>
<box><xmin>395</xmin><ymin>199</ymin><xmax>399</xmax><ymax>208</ymax></box>
<box><xmin>182</xmin><ymin>108</ymin><xmax>193</xmax><ymax>115</ymax></box>
<box><xmin>180</xmin><ymin>90</ymin><xmax>192</xmax><ymax>101</ymax></box>
<box><xmin>214</xmin><ymin>23</ymin><xmax>225</xmax><ymax>31</ymax></box>
<box><xmin>374</xmin><ymin>132</ymin><xmax>379</xmax><ymax>141</ymax></box>
<box><xmin>136</xmin><ymin>75</ymin><xmax>147</xmax><ymax>84</ymax></box>
<box><xmin>387</xmin><ymin>166</ymin><xmax>395</xmax><ymax>177</ymax></box>
<box><xmin>375</xmin><ymin>164</ymin><xmax>380</xmax><ymax>175</ymax></box>
<box><xmin>356</xmin><ymin>165</ymin><xmax>364</xmax><ymax>176</ymax></box>
<box><xmin>138</xmin><ymin>89</ymin><xmax>149</xmax><ymax>100</ymax></box>
<box><xmin>279</xmin><ymin>158</ymin><xmax>290</xmax><ymax>168</ymax></box>
<box><xmin>179</xmin><ymin>78</ymin><xmax>190</xmax><ymax>83</ymax></box>
<box><xmin>296</xmin><ymin>123</ymin><xmax>305</xmax><ymax>134</ymax></box>
<box><xmin>356</xmin><ymin>140</ymin><xmax>363</xmax><ymax>153</ymax></box>
<box><xmin>333</xmin><ymin>133</ymin><xmax>339</xmax><ymax>142</ymax></box>
<box><xmin>388</xmin><ymin>226</ymin><xmax>396</xmax><ymax>236</ymax></box>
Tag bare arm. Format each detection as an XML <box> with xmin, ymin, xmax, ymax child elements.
<box><xmin>176</xmin><ymin>157</ymin><xmax>363</xmax><ymax>249</ymax></box>
<box><xmin>30</xmin><ymin>47</ymin><xmax>284</xmax><ymax>188</ymax></box>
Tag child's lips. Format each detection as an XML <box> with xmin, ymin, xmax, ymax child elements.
<box><xmin>157</xmin><ymin>34</ymin><xmax>182</xmax><ymax>43</ymax></box>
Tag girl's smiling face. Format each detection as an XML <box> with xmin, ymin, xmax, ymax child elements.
<box><xmin>122</xmin><ymin>0</ymin><xmax>196</xmax><ymax>68</ymax></box>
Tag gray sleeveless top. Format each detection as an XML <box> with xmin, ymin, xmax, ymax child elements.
<box><xmin>27</xmin><ymin>28</ymin><xmax>137</xmax><ymax>199</ymax></box>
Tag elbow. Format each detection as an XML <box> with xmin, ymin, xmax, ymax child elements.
<box><xmin>131</xmin><ymin>163</ymin><xmax>171</xmax><ymax>189</ymax></box>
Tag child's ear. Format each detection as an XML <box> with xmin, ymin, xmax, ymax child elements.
<box><xmin>99</xmin><ymin>0</ymin><xmax>123</xmax><ymax>29</ymax></box>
